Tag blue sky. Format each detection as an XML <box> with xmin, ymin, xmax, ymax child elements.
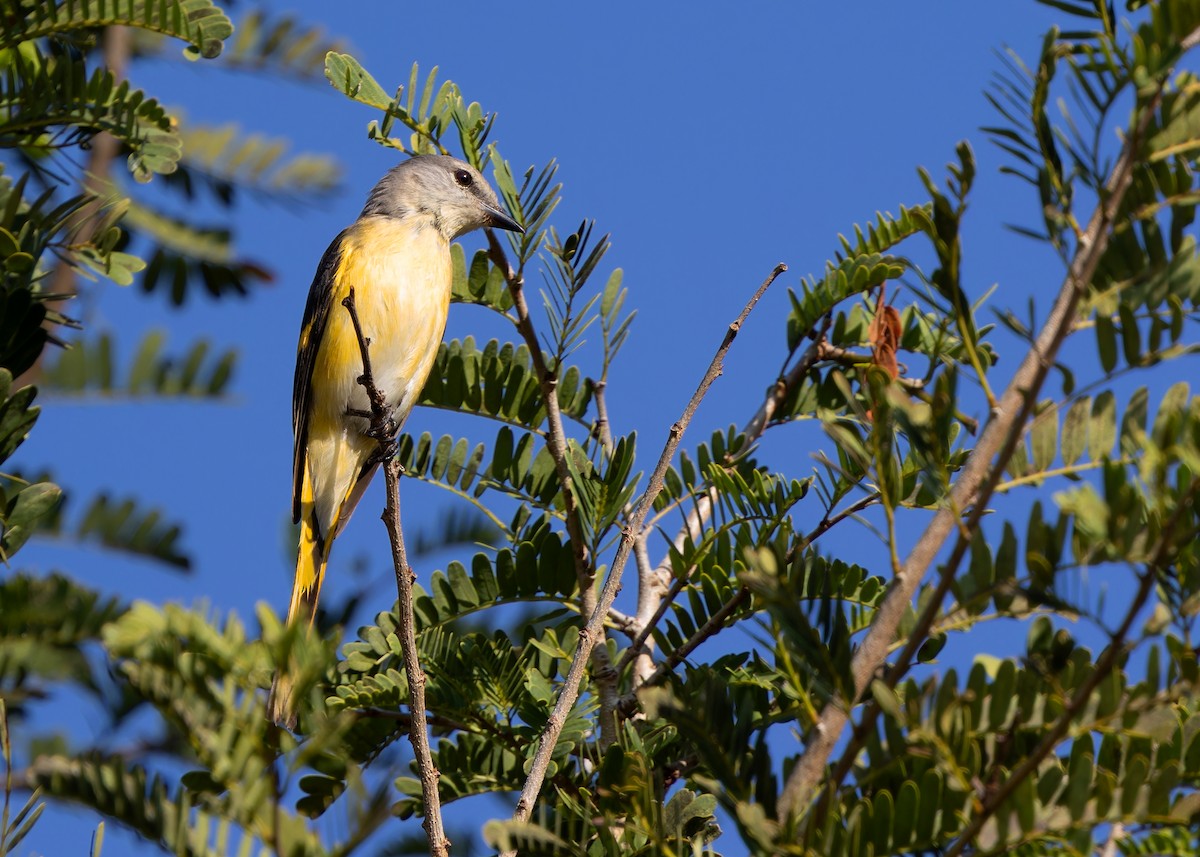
<box><xmin>12</xmin><ymin>2</ymin><xmax>1139</xmax><ymax>854</ymax></box>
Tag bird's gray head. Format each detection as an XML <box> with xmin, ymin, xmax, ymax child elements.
<box><xmin>360</xmin><ymin>155</ymin><xmax>522</xmax><ymax>240</ymax></box>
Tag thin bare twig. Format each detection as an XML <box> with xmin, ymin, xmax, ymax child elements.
<box><xmin>620</xmin><ymin>312</ymin><xmax>833</xmax><ymax>688</ymax></box>
<box><xmin>777</xmin><ymin>45</ymin><xmax>1192</xmax><ymax>820</ymax></box>
<box><xmin>502</xmin><ymin>263</ymin><xmax>787</xmax><ymax>846</ymax></box>
<box><xmin>598</xmin><ymin>369</ymin><xmax>663</xmax><ymax>687</ymax></box>
<box><xmin>792</xmin><ymin>492</ymin><xmax>879</xmax><ymax>560</ymax></box>
<box><xmin>342</xmin><ymin>288</ymin><xmax>448</xmax><ymax>857</ymax></box>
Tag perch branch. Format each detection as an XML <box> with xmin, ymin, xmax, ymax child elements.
<box><xmin>342</xmin><ymin>288</ymin><xmax>449</xmax><ymax>857</ymax></box>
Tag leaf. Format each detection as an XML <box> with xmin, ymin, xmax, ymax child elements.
<box><xmin>1091</xmin><ymin>391</ymin><xmax>1116</xmax><ymax>459</ymax></box>
<box><xmin>0</xmin><ymin>573</ymin><xmax>125</xmax><ymax>695</ymax></box>
<box><xmin>0</xmin><ymin>44</ymin><xmax>184</xmax><ymax>180</ymax></box>
<box><xmin>451</xmin><ymin>245</ymin><xmax>512</xmax><ymax>313</ymax></box>
<box><xmin>1120</xmin><ymin>387</ymin><xmax>1148</xmax><ymax>454</ymax></box>
<box><xmin>77</xmin><ymin>494</ymin><xmax>190</xmax><ymax>570</ymax></box>
<box><xmin>0</xmin><ymin>370</ymin><xmax>39</xmax><ymax>463</ymax></box>
<box><xmin>324</xmin><ymin>51</ymin><xmax>391</xmax><ymax>110</ymax></box>
<box><xmin>868</xmin><ymin>286</ymin><xmax>902</xmax><ymax>380</ymax></box>
<box><xmin>788</xmin><ymin>253</ymin><xmax>907</xmax><ymax>340</ymax></box>
<box><xmin>26</xmin><ymin>752</ymin><xmax>293</xmax><ymax>857</ymax></box>
<box><xmin>870</xmin><ymin>678</ymin><xmax>904</xmax><ymax>720</ymax></box>
<box><xmin>8</xmin><ymin>0</ymin><xmax>234</xmax><ymax>60</ymax></box>
<box><xmin>169</xmin><ymin>122</ymin><xmax>341</xmax><ymax>202</ymax></box>
<box><xmin>1061</xmin><ymin>397</ymin><xmax>1089</xmax><ymax>465</ymax></box>
<box><xmin>1031</xmin><ymin>401</ymin><xmax>1058</xmax><ymax>472</ymax></box>
<box><xmin>1148</xmin><ymin>74</ymin><xmax>1200</xmax><ymax>160</ymax></box>
<box><xmin>136</xmin><ymin>245</ymin><xmax>271</xmax><ymax>305</ymax></box>
<box><xmin>917</xmin><ymin>633</ymin><xmax>947</xmax><ymax>663</ymax></box>
<box><xmin>0</xmin><ymin>788</ymin><xmax>44</xmax><ymax>854</ymax></box>
<box><xmin>1096</xmin><ymin>313</ymin><xmax>1119</xmax><ymax>374</ymax></box>
<box><xmin>836</xmin><ymin>203</ymin><xmax>932</xmax><ymax>259</ymax></box>
<box><xmin>418</xmin><ymin>337</ymin><xmax>591</xmax><ymax>426</ymax></box>
<box><xmin>217</xmin><ymin>8</ymin><xmax>346</xmax><ymax>78</ymax></box>
<box><xmin>1</xmin><ymin>481</ymin><xmax>62</xmax><ymax>557</ymax></box>
<box><xmin>23</xmin><ymin>490</ymin><xmax>192</xmax><ymax>570</ymax></box>
<box><xmin>1118</xmin><ymin>303</ymin><xmax>1142</xmax><ymax>367</ymax></box>
<box><xmin>42</xmin><ymin>332</ymin><xmax>236</xmax><ymax>398</ymax></box>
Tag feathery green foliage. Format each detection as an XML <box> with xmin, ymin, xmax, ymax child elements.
<box><xmin>6</xmin><ymin>2</ymin><xmax>1200</xmax><ymax>857</ymax></box>
<box><xmin>41</xmin><ymin>331</ymin><xmax>235</xmax><ymax>399</ymax></box>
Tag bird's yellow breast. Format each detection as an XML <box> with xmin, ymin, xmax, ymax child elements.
<box><xmin>311</xmin><ymin>215</ymin><xmax>452</xmax><ymax>435</ymax></box>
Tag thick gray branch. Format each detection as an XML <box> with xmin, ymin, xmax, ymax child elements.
<box><xmin>776</xmin><ymin>47</ymin><xmax>1188</xmax><ymax>820</ymax></box>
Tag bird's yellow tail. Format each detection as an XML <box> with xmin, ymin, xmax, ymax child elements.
<box><xmin>268</xmin><ymin>511</ymin><xmax>328</xmax><ymax>729</ymax></box>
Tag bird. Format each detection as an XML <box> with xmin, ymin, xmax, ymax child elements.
<box><xmin>269</xmin><ymin>154</ymin><xmax>523</xmax><ymax>728</ymax></box>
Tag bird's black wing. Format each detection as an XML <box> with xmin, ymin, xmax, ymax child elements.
<box><xmin>292</xmin><ymin>229</ymin><xmax>348</xmax><ymax>523</ymax></box>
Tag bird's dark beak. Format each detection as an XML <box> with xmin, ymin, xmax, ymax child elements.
<box><xmin>483</xmin><ymin>204</ymin><xmax>523</xmax><ymax>233</ymax></box>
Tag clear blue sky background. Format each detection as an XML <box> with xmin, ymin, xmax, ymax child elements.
<box><xmin>13</xmin><ymin>2</ymin><xmax>1139</xmax><ymax>854</ymax></box>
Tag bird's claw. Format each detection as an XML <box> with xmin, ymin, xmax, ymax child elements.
<box><xmin>364</xmin><ymin>416</ymin><xmax>397</xmax><ymax>441</ymax></box>
<box><xmin>368</xmin><ymin>436</ymin><xmax>400</xmax><ymax>467</ymax></box>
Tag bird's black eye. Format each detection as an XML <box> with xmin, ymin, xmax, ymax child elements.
<box><xmin>453</xmin><ymin>169</ymin><xmax>473</xmax><ymax>187</ymax></box>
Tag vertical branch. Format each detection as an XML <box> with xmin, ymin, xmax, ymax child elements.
<box><xmin>593</xmin><ymin>379</ymin><xmax>616</xmax><ymax>453</ymax></box>
<box><xmin>380</xmin><ymin>459</ymin><xmax>447</xmax><ymax>856</ymax></box>
<box><xmin>500</xmin><ymin>263</ymin><xmax>786</xmax><ymax>855</ymax></box>
<box><xmin>19</xmin><ymin>25</ymin><xmax>130</xmax><ymax>387</ymax></box>
<box><xmin>486</xmin><ymin>230</ymin><xmax>620</xmax><ymax>746</ymax></box>
<box><xmin>629</xmin><ymin>534</ymin><xmax>667</xmax><ymax>687</ymax></box>
<box><xmin>58</xmin><ymin>24</ymin><xmax>129</xmax><ymax>260</ymax></box>
<box><xmin>1</xmin><ymin>699</ymin><xmax>12</xmax><ymax>845</ymax></box>
<box><xmin>342</xmin><ymin>289</ymin><xmax>448</xmax><ymax>857</ymax></box>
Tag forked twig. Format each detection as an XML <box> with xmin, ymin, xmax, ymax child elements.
<box><xmin>342</xmin><ymin>288</ymin><xmax>449</xmax><ymax>857</ymax></box>
<box><xmin>501</xmin><ymin>263</ymin><xmax>786</xmax><ymax>852</ymax></box>
<box><xmin>620</xmin><ymin>311</ymin><xmax>833</xmax><ymax>686</ymax></box>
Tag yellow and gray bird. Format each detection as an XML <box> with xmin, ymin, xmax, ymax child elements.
<box><xmin>270</xmin><ymin>155</ymin><xmax>522</xmax><ymax>728</ymax></box>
